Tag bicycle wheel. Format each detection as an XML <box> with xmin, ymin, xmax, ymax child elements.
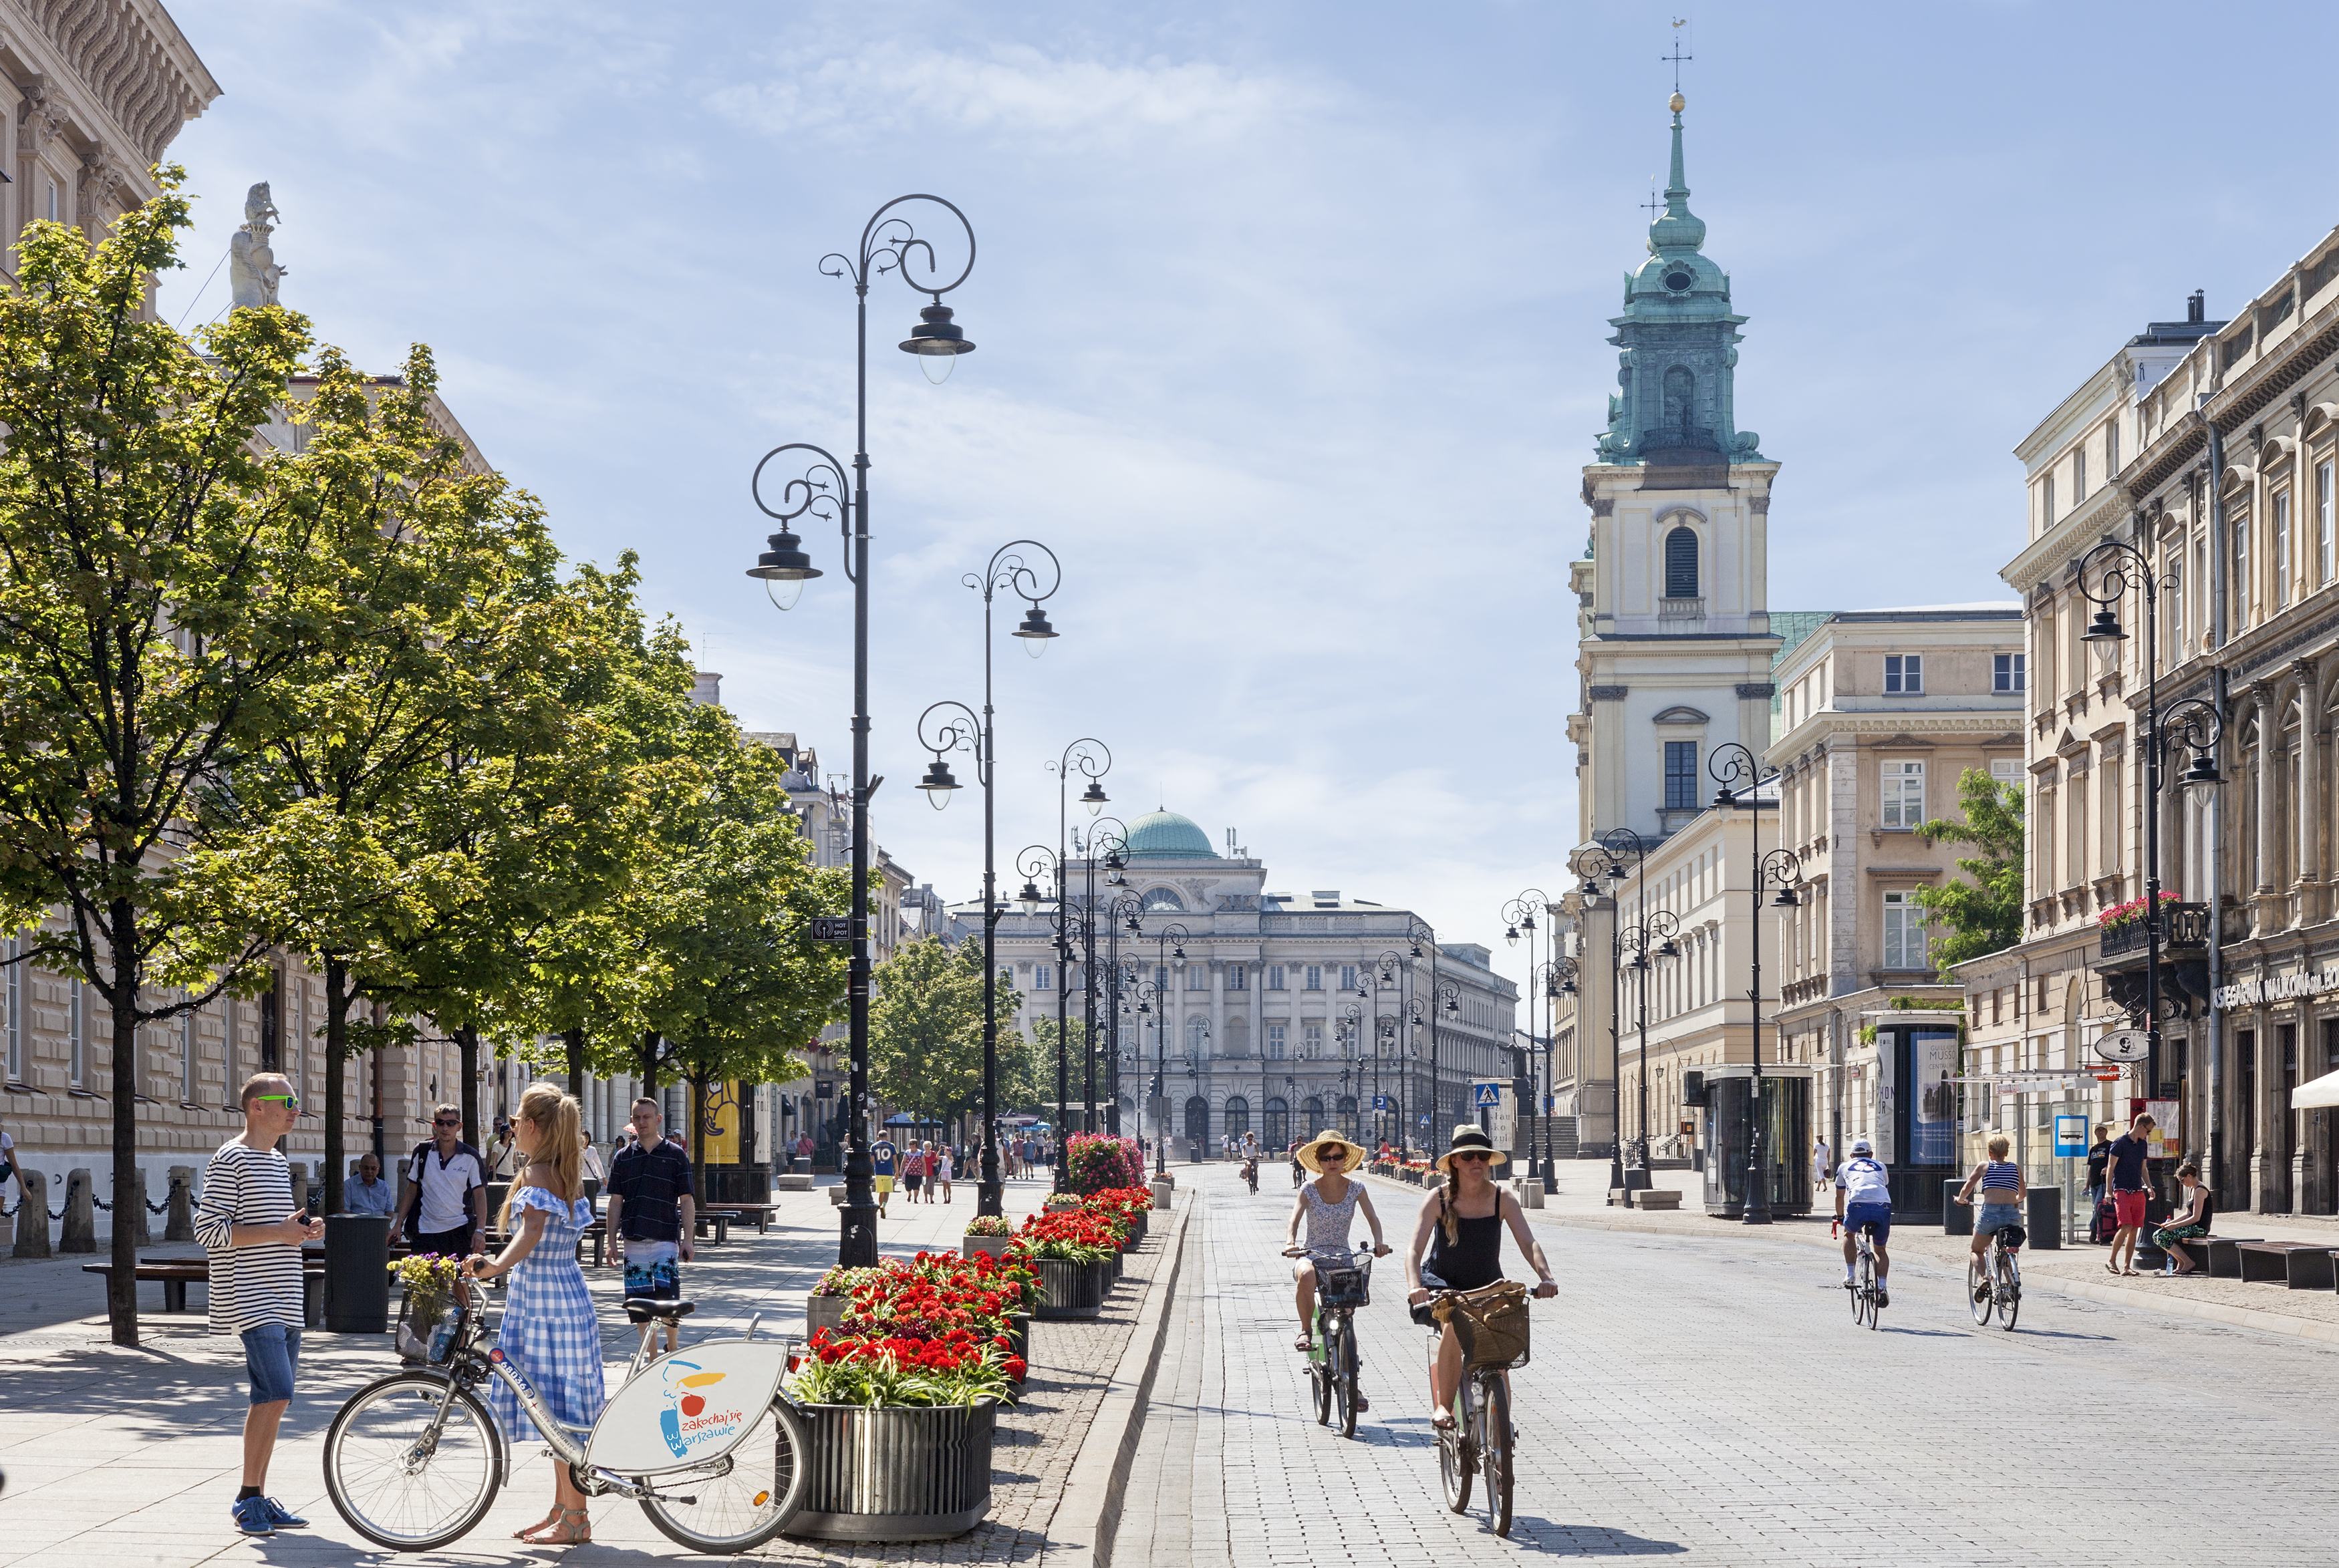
<box><xmin>1337</xmin><ymin>1320</ymin><xmax>1361</xmax><ymax>1439</ymax></box>
<box><xmin>1848</xmin><ymin>1254</ymin><xmax>1865</xmax><ymax>1322</ymax></box>
<box><xmin>323</xmin><ymin>1371</ymin><xmax>501</xmax><ymax>1551</ymax></box>
<box><xmin>1437</xmin><ymin>1382</ymin><xmax>1473</xmax><ymax>1513</ymax></box>
<box><xmin>638</xmin><ymin>1399</ymin><xmax>811</xmax><ymax>1554</ymax></box>
<box><xmin>1312</xmin><ymin>1337</ymin><xmax>1333</xmax><ymax>1427</ymax></box>
<box><xmin>1967</xmin><ymin>1255</ymin><xmax>1993</xmax><ymax>1325</ymax></box>
<box><xmin>1856</xmin><ymin>1253</ymin><xmax>1876</xmax><ymax>1329</ymax></box>
<box><xmin>1996</xmin><ymin>1250</ymin><xmax>2021</xmax><ymax>1332</ymax></box>
<box><xmin>1478</xmin><ymin>1376</ymin><xmax>1513</xmax><ymax>1537</ymax></box>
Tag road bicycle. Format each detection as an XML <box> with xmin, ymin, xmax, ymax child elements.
<box><xmin>322</xmin><ymin>1282</ymin><xmax>808</xmax><ymax>1553</ymax></box>
<box><xmin>1429</xmin><ymin>1281</ymin><xmax>1531</xmax><ymax>1538</ymax></box>
<box><xmin>1969</xmin><ymin>1222</ymin><xmax>2024</xmax><ymax>1330</ymax></box>
<box><xmin>1846</xmin><ymin>1221</ymin><xmax>1883</xmax><ymax>1329</ymax></box>
<box><xmin>1302</xmin><ymin>1247</ymin><xmax>1375</xmax><ymax>1438</ymax></box>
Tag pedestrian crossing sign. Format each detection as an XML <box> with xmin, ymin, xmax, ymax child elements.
<box><xmin>1474</xmin><ymin>1082</ymin><xmax>1502</xmax><ymax>1108</ymax></box>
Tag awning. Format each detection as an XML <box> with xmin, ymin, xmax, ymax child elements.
<box><xmin>2292</xmin><ymin>1067</ymin><xmax>2339</xmax><ymax>1110</ymax></box>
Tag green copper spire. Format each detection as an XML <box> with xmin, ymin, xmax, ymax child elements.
<box><xmin>1593</xmin><ymin>92</ymin><xmax>1764</xmax><ymax>468</ymax></box>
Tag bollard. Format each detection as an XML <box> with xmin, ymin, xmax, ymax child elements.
<box><xmin>165</xmin><ymin>1166</ymin><xmax>195</xmax><ymax>1242</ymax></box>
<box><xmin>60</xmin><ymin>1168</ymin><xmax>96</xmax><ymax>1253</ymax></box>
<box><xmin>123</xmin><ymin>1166</ymin><xmax>150</xmax><ymax>1247</ymax></box>
<box><xmin>10</xmin><ymin>1168</ymin><xmax>47</xmax><ymax>1258</ymax></box>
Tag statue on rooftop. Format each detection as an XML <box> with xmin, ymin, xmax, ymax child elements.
<box><xmin>227</xmin><ymin>182</ymin><xmax>285</xmax><ymax>309</ymax></box>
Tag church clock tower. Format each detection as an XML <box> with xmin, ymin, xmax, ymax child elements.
<box><xmin>1568</xmin><ymin>92</ymin><xmax>1781</xmax><ymax>847</ymax></box>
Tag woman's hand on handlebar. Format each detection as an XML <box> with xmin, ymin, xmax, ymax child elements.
<box><xmin>1407</xmin><ymin>1287</ymin><xmax>1431</xmax><ymax>1306</ymax></box>
<box><xmin>1371</xmin><ymin>1243</ymin><xmax>1392</xmax><ymax>1257</ymax></box>
<box><xmin>1532</xmin><ymin>1279</ymin><xmax>1558</xmax><ymax>1300</ymax></box>
<box><xmin>1281</xmin><ymin>1244</ymin><xmax>1308</xmax><ymax>1257</ymax></box>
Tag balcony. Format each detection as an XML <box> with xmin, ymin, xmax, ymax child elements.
<box><xmin>2098</xmin><ymin>903</ymin><xmax>2210</xmax><ymax>962</ymax></box>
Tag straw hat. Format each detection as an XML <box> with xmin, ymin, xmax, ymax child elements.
<box><xmin>1296</xmin><ymin>1128</ymin><xmax>1369</xmax><ymax>1173</ymax></box>
<box><xmin>1432</xmin><ymin>1123</ymin><xmax>1510</xmax><ymax>1174</ymax></box>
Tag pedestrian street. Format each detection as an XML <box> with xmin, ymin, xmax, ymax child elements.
<box><xmin>1119</xmin><ymin>1162</ymin><xmax>2339</xmax><ymax>1567</ymax></box>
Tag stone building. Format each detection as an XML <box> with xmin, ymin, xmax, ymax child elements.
<box><xmin>1964</xmin><ymin>222</ymin><xmax>2339</xmax><ymax>1216</ymax></box>
<box><xmin>977</xmin><ymin>810</ymin><xmax>1517</xmax><ymax>1156</ymax></box>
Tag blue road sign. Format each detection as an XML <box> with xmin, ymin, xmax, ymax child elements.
<box><xmin>1473</xmin><ymin>1082</ymin><xmax>1502</xmax><ymax>1108</ymax></box>
<box><xmin>1373</xmin><ymin>1095</ymin><xmax>1390</xmax><ymax>1110</ymax></box>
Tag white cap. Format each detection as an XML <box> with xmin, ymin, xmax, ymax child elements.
<box><xmin>1850</xmin><ymin>1138</ymin><xmax>1874</xmax><ymax>1155</ymax></box>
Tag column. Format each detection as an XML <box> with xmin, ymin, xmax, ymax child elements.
<box><xmin>2255</xmin><ymin>687</ymin><xmax>2279</xmax><ymax>929</ymax></box>
<box><xmin>2300</xmin><ymin>658</ymin><xmax>2328</xmax><ymax>924</ymax></box>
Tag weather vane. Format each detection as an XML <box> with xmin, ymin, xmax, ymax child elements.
<box><xmin>1641</xmin><ymin>180</ymin><xmax>1663</xmax><ymax>222</ymax></box>
<box><xmin>1663</xmin><ymin>17</ymin><xmax>1691</xmax><ymax>95</ymax></box>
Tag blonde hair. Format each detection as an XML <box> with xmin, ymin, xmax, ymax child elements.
<box><xmin>497</xmin><ymin>1080</ymin><xmax>583</xmax><ymax>1231</ymax></box>
<box><xmin>1986</xmin><ymin>1134</ymin><xmax>2011</xmax><ymax>1158</ymax></box>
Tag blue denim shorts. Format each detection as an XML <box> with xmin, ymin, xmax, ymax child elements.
<box><xmin>1975</xmin><ymin>1204</ymin><xmax>2024</xmax><ymax>1237</ymax></box>
<box><xmin>240</xmin><ymin>1322</ymin><xmax>301</xmax><ymax>1406</ymax></box>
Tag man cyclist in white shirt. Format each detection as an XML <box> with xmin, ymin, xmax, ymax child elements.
<box><xmin>1833</xmin><ymin>1137</ymin><xmax>1892</xmax><ymax>1309</ymax></box>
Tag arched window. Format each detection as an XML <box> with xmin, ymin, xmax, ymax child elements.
<box><xmin>1665</xmin><ymin>525</ymin><xmax>1699</xmax><ymax>599</ymax></box>
<box><xmin>1662</xmin><ymin>365</ymin><xmax>1695</xmax><ymax>430</ymax></box>
<box><xmin>1184</xmin><ymin>1096</ymin><xmax>1210</xmax><ymax>1148</ymax></box>
<box><xmin>1141</xmin><ymin>887</ymin><xmax>1184</xmax><ymax>912</ymax></box>
<box><xmin>1223</xmin><ymin>1096</ymin><xmax>1250</xmax><ymax>1138</ymax></box>
<box><xmin>1263</xmin><ymin>1097</ymin><xmax>1290</xmax><ymax>1150</ymax></box>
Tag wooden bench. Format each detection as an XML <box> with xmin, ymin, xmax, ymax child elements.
<box><xmin>701</xmin><ymin>1202</ymin><xmax>781</xmax><ymax>1235</ymax></box>
<box><xmin>693</xmin><ymin>1211</ymin><xmax>731</xmax><ymax>1246</ymax></box>
<box><xmin>83</xmin><ymin>1260</ymin><xmax>326</xmax><ymax>1325</ymax></box>
<box><xmin>2162</xmin><ymin>1235</ymin><xmax>2261</xmax><ymax>1277</ymax></box>
<box><xmin>2234</xmin><ymin>1241</ymin><xmax>2336</xmax><ymax>1289</ymax></box>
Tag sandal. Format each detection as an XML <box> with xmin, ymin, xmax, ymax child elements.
<box><xmin>1294</xmin><ymin>1334</ymin><xmax>1313</xmax><ymax>1352</ymax></box>
<box><xmin>1431</xmin><ymin>1407</ymin><xmax>1456</xmax><ymax>1430</ymax></box>
<box><xmin>2102</xmin><ymin>1262</ymin><xmax>2119</xmax><ymax>1276</ymax></box>
<box><xmin>513</xmin><ymin>1510</ymin><xmax>562</xmax><ymax>1541</ymax></box>
<box><xmin>522</xmin><ymin>1506</ymin><xmax>591</xmax><ymax>1546</ymax></box>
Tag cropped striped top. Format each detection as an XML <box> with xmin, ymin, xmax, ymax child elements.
<box><xmin>1979</xmin><ymin>1160</ymin><xmax>2021</xmax><ymax>1201</ymax></box>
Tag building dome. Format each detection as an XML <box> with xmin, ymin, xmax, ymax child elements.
<box><xmin>1123</xmin><ymin>809</ymin><xmax>1214</xmax><ymax>860</ymax></box>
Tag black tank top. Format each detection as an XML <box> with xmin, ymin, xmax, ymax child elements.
<box><xmin>1425</xmin><ymin>1199</ymin><xmax>1504</xmax><ymax>1291</ymax></box>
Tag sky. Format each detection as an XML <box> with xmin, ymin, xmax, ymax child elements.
<box><xmin>149</xmin><ymin>0</ymin><xmax>2339</xmax><ymax>1012</ymax></box>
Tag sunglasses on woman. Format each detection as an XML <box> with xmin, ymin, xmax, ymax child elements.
<box><xmin>1316</xmin><ymin>1149</ymin><xmax>1346</xmax><ymax>1161</ymax></box>
<box><xmin>1452</xmin><ymin>1151</ymin><xmax>1492</xmax><ymax>1162</ymax></box>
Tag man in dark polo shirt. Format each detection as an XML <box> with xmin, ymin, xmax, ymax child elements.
<box><xmin>2104</xmin><ymin>1113</ymin><xmax>2155</xmax><ymax>1276</ymax></box>
<box><xmin>606</xmin><ymin>1096</ymin><xmax>695</xmax><ymax>1354</ymax></box>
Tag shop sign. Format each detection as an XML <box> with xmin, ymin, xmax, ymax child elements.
<box><xmin>2215</xmin><ymin>967</ymin><xmax>2339</xmax><ymax>1009</ymax></box>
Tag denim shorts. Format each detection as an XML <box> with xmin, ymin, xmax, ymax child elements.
<box><xmin>1975</xmin><ymin>1204</ymin><xmax>2024</xmax><ymax>1237</ymax></box>
<box><xmin>240</xmin><ymin>1322</ymin><xmax>301</xmax><ymax>1406</ymax></box>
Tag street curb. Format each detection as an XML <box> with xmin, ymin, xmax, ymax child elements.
<box><xmin>1359</xmin><ymin>1170</ymin><xmax>2339</xmax><ymax>1350</ymax></box>
<box><xmin>1047</xmin><ymin>1189</ymin><xmax>1194</xmax><ymax>1568</ymax></box>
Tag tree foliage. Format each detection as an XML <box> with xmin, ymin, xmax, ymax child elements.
<box><xmin>1911</xmin><ymin>768</ymin><xmax>2026</xmax><ymax>976</ymax></box>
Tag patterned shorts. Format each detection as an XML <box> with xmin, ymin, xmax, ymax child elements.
<box><xmin>623</xmin><ymin>1240</ymin><xmax>682</xmax><ymax>1300</ymax></box>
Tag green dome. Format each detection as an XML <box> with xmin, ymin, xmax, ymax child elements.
<box><xmin>1123</xmin><ymin>810</ymin><xmax>1214</xmax><ymax>860</ymax></box>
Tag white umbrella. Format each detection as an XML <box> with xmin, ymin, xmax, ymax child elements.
<box><xmin>2291</xmin><ymin>1066</ymin><xmax>2339</xmax><ymax>1110</ymax></box>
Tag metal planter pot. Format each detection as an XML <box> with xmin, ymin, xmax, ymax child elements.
<box><xmin>1032</xmin><ymin>1257</ymin><xmax>1109</xmax><ymax>1319</ymax></box>
<box><xmin>962</xmin><ymin>1233</ymin><xmax>1016</xmax><ymax>1263</ymax></box>
<box><xmin>787</xmin><ymin>1399</ymin><xmax>997</xmax><ymax>1541</ymax></box>
<box><xmin>807</xmin><ymin>1292</ymin><xmax>849</xmax><ymax>1338</ymax></box>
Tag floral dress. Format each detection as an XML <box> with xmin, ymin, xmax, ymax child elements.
<box><xmin>487</xmin><ymin>1187</ymin><xmax>607</xmax><ymax>1444</ymax></box>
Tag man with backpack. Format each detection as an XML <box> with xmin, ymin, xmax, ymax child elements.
<box><xmin>390</xmin><ymin>1103</ymin><xmax>488</xmax><ymax>1259</ymax></box>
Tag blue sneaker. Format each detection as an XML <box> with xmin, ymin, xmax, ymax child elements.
<box><xmin>261</xmin><ymin>1497</ymin><xmax>308</xmax><ymax>1530</ymax></box>
<box><xmin>231</xmin><ymin>1497</ymin><xmax>277</xmax><ymax>1537</ymax></box>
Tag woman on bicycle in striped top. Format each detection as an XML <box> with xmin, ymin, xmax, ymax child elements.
<box><xmin>1953</xmin><ymin>1134</ymin><xmax>2026</xmax><ymax>1295</ymax></box>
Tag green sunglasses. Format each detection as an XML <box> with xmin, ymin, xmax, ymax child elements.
<box><xmin>251</xmin><ymin>1094</ymin><xmax>300</xmax><ymax>1110</ymax></box>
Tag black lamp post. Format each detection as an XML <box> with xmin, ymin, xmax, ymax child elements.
<box><xmin>1709</xmin><ymin>740</ymin><xmax>1798</xmax><ymax>1227</ymax></box>
<box><xmin>1503</xmin><ymin>890</ymin><xmax>1552</xmax><ymax>1180</ymax></box>
<box><xmin>1617</xmin><ymin>909</ymin><xmax>1680</xmax><ymax>1184</ymax></box>
<box><xmin>1580</xmin><ymin>827</ymin><xmax>1653</xmax><ymax>1195</ymax></box>
<box><xmin>1127</xmin><ymin>975</ymin><xmax>1163</xmax><ymax>1170</ymax></box>
<box><xmin>1048</xmin><ymin>742</ymin><xmax>1114</xmax><ymax>1138</ymax></box>
<box><xmin>1101</xmin><ymin>885</ymin><xmax>1141</xmax><ymax>1135</ymax></box>
<box><xmin>746</xmin><ymin>194</ymin><xmax>976</xmax><ymax>1269</ymax></box>
<box><xmin>1129</xmin><ymin>919</ymin><xmax>1190</xmax><ymax>1173</ymax></box>
<box><xmin>1540</xmin><ymin>957</ymin><xmax>1577</xmax><ymax>1181</ymax></box>
<box><xmin>1339</xmin><ymin>1001</ymin><xmax>1366</xmax><ymax>1145</ymax></box>
<box><xmin>2078</xmin><ymin>538</ymin><xmax>2227</xmax><ymax>1132</ymax></box>
<box><xmin>912</xmin><ymin>540</ymin><xmax>1061</xmax><ymax>1217</ymax></box>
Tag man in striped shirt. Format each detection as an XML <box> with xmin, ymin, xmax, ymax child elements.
<box><xmin>194</xmin><ymin>1072</ymin><xmax>324</xmax><ymax>1538</ymax></box>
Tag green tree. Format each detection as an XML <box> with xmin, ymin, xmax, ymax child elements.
<box><xmin>871</xmin><ymin>935</ymin><xmax>1026</xmax><ymax>1125</ymax></box>
<box><xmin>0</xmin><ymin>177</ymin><xmax>350</xmax><ymax>1346</ymax></box>
<box><xmin>1016</xmin><ymin>1015</ymin><xmax>1092</xmax><ymax>1123</ymax></box>
<box><xmin>1911</xmin><ymin>768</ymin><xmax>2026</xmax><ymax>976</ymax></box>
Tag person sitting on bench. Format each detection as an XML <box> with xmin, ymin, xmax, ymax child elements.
<box><xmin>2152</xmin><ymin>1160</ymin><xmax>2213</xmax><ymax>1275</ymax></box>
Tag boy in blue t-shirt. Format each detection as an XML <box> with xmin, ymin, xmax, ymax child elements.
<box><xmin>871</xmin><ymin>1138</ymin><xmax>898</xmax><ymax>1217</ymax></box>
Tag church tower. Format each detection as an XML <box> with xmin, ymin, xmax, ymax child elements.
<box><xmin>1568</xmin><ymin>92</ymin><xmax>1782</xmax><ymax>847</ymax></box>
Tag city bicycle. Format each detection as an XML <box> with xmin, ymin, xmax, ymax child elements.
<box><xmin>322</xmin><ymin>1283</ymin><xmax>808</xmax><ymax>1553</ymax></box>
<box><xmin>1846</xmin><ymin>1221</ymin><xmax>1883</xmax><ymax>1329</ymax></box>
<box><xmin>1304</xmin><ymin>1247</ymin><xmax>1375</xmax><ymax>1438</ymax></box>
<box><xmin>1969</xmin><ymin>1223</ymin><xmax>2024</xmax><ymax>1330</ymax></box>
<box><xmin>1429</xmin><ymin>1280</ymin><xmax>1531</xmax><ymax>1538</ymax></box>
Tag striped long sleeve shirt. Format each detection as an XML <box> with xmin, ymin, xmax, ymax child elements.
<box><xmin>192</xmin><ymin>1139</ymin><xmax>305</xmax><ymax>1335</ymax></box>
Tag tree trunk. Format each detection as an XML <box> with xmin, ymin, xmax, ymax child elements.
<box><xmin>565</xmin><ymin>1024</ymin><xmax>585</xmax><ymax>1097</ymax></box>
<box><xmin>322</xmin><ymin>957</ymin><xmax>352</xmax><ymax>1216</ymax></box>
<box><xmin>690</xmin><ymin>1072</ymin><xmax>707</xmax><ymax>1203</ymax></box>
<box><xmin>636</xmin><ymin>1031</ymin><xmax>660</xmax><ymax>1094</ymax></box>
<box><xmin>456</xmin><ymin>1024</ymin><xmax>480</xmax><ymax>1147</ymax></box>
<box><xmin>105</xmin><ymin>897</ymin><xmax>140</xmax><ymax>1348</ymax></box>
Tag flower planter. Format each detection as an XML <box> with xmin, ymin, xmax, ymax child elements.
<box><xmin>1004</xmin><ymin>1311</ymin><xmax>1030</xmax><ymax>1368</ymax></box>
<box><xmin>1032</xmin><ymin>1257</ymin><xmax>1109</xmax><ymax>1319</ymax></box>
<box><xmin>807</xmin><ymin>1292</ymin><xmax>850</xmax><ymax>1338</ymax></box>
<box><xmin>962</xmin><ymin>1233</ymin><xmax>1017</xmax><ymax>1263</ymax></box>
<box><xmin>787</xmin><ymin>1399</ymin><xmax>996</xmax><ymax>1541</ymax></box>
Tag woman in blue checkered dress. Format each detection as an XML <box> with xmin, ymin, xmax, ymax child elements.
<box><xmin>464</xmin><ymin>1083</ymin><xmax>608</xmax><ymax>1546</ymax></box>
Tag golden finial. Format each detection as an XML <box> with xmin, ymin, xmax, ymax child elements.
<box><xmin>1669</xmin><ymin>91</ymin><xmax>1685</xmax><ymax>114</ymax></box>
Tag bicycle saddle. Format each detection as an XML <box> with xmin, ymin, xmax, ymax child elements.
<box><xmin>621</xmin><ymin>1296</ymin><xmax>696</xmax><ymax>1323</ymax></box>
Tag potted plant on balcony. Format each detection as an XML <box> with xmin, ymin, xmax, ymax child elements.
<box><xmin>784</xmin><ymin>1329</ymin><xmax>1020</xmax><ymax>1542</ymax></box>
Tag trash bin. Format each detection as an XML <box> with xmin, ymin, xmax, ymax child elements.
<box><xmin>2026</xmin><ymin>1187</ymin><xmax>2061</xmax><ymax>1250</ymax></box>
<box><xmin>325</xmin><ymin>1213</ymin><xmax>392</xmax><ymax>1334</ymax></box>
<box><xmin>1942</xmin><ymin>1180</ymin><xmax>1972</xmax><ymax>1235</ymax></box>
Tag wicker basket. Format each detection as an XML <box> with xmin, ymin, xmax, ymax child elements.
<box><xmin>1435</xmin><ymin>1280</ymin><xmax>1530</xmax><ymax>1370</ymax></box>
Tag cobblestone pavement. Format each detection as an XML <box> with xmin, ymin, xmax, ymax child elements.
<box><xmin>0</xmin><ymin>1169</ymin><xmax>1177</xmax><ymax>1568</ymax></box>
<box><xmin>1121</xmin><ymin>1162</ymin><xmax>2339</xmax><ymax>1567</ymax></box>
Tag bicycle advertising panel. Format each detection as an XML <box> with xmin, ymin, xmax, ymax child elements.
<box><xmin>585</xmin><ymin>1342</ymin><xmax>789</xmax><ymax>1476</ymax></box>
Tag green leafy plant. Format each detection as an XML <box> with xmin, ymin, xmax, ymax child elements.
<box><xmin>1909</xmin><ymin>769</ymin><xmax>2025</xmax><ymax>977</ymax></box>
<box><xmin>964</xmin><ymin>1215</ymin><xmax>1014</xmax><ymax>1237</ymax></box>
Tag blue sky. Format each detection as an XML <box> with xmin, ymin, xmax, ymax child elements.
<box><xmin>152</xmin><ymin>1</ymin><xmax>2339</xmax><ymax>1007</ymax></box>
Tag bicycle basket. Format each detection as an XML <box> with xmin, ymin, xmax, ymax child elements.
<box><xmin>1317</xmin><ymin>1267</ymin><xmax>1369</xmax><ymax>1309</ymax></box>
<box><xmin>1433</xmin><ymin>1280</ymin><xmax>1530</xmax><ymax>1370</ymax></box>
<box><xmin>393</xmin><ymin>1290</ymin><xmax>462</xmax><ymax>1364</ymax></box>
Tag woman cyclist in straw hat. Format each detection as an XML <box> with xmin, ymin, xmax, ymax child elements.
<box><xmin>1405</xmin><ymin>1124</ymin><xmax>1556</xmax><ymax>1430</ymax></box>
<box><xmin>1280</xmin><ymin>1128</ymin><xmax>1393</xmax><ymax>1358</ymax></box>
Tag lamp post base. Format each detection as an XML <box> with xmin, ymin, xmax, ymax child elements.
<box><xmin>976</xmin><ymin>1180</ymin><xmax>1004</xmax><ymax>1217</ymax></box>
<box><xmin>837</xmin><ymin>1201</ymin><xmax>878</xmax><ymax>1268</ymax></box>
